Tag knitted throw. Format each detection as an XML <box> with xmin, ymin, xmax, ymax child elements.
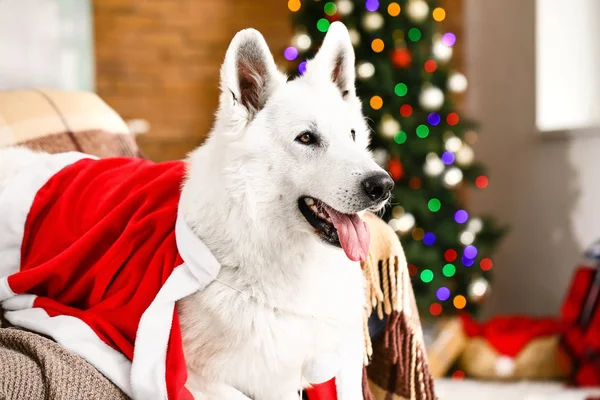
<box><xmin>361</xmin><ymin>213</ymin><xmax>437</xmax><ymax>400</ymax></box>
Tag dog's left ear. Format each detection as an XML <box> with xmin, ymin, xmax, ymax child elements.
<box><xmin>220</xmin><ymin>29</ymin><xmax>285</xmax><ymax>122</ymax></box>
<box><xmin>307</xmin><ymin>22</ymin><xmax>356</xmax><ymax>99</ymax></box>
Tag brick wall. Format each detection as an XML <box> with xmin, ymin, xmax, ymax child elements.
<box><xmin>94</xmin><ymin>0</ymin><xmax>292</xmax><ymax>161</ymax></box>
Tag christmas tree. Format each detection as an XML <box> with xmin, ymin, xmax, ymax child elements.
<box><xmin>285</xmin><ymin>0</ymin><xmax>505</xmax><ymax>318</ymax></box>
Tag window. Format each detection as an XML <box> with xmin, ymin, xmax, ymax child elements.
<box><xmin>0</xmin><ymin>0</ymin><xmax>94</xmax><ymax>91</ymax></box>
<box><xmin>536</xmin><ymin>0</ymin><xmax>600</xmax><ymax>133</ymax></box>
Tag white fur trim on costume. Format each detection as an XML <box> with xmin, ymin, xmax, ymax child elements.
<box><xmin>334</xmin><ymin>320</ymin><xmax>365</xmax><ymax>400</ymax></box>
<box><xmin>131</xmin><ymin>263</ymin><xmax>202</xmax><ymax>400</ymax></box>
<box><xmin>3</xmin><ymin>306</ymin><xmax>134</xmax><ymax>397</ymax></box>
<box><xmin>303</xmin><ymin>351</ymin><xmax>341</xmax><ymax>385</ymax></box>
<box><xmin>175</xmin><ymin>211</ymin><xmax>221</xmax><ymax>287</ymax></box>
<box><xmin>0</xmin><ymin>151</ymin><xmax>93</xmax><ymax>301</ymax></box>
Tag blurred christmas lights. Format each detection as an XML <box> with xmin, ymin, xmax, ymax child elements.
<box><xmin>421</xmin><ymin>269</ymin><xmax>434</xmax><ymax>283</ymax></box>
<box><xmin>428</xmin><ymin>112</ymin><xmax>442</xmax><ymax>126</ymax></box>
<box><xmin>370</xmin><ymin>95</ymin><xmax>383</xmax><ymax>110</ymax></box>
<box><xmin>442</xmin><ymin>32</ymin><xmax>457</xmax><ymax>46</ymax></box>
<box><xmin>441</xmin><ymin>151</ymin><xmax>455</xmax><ymax>165</ymax></box>
<box><xmin>443</xmin><ymin>263</ymin><xmax>456</xmax><ymax>277</ymax></box>
<box><xmin>388</xmin><ymin>2</ymin><xmax>401</xmax><ymax>16</ymax></box>
<box><xmin>443</xmin><ymin>167</ymin><xmax>463</xmax><ymax>187</ymax></box>
<box><xmin>416</xmin><ymin>124</ymin><xmax>429</xmax><ymax>138</ymax></box>
<box><xmin>476</xmin><ymin>175</ymin><xmax>489</xmax><ymax>189</ymax></box>
<box><xmin>406</xmin><ymin>0</ymin><xmax>429</xmax><ymax>23</ymax></box>
<box><xmin>420</xmin><ymin>86</ymin><xmax>444</xmax><ymax>110</ymax></box>
<box><xmin>448</xmin><ymin>72</ymin><xmax>468</xmax><ymax>93</ymax></box>
<box><xmin>429</xmin><ymin>303</ymin><xmax>442</xmax><ymax>316</ymax></box>
<box><xmin>444</xmin><ymin>249</ymin><xmax>457</xmax><ymax>262</ymax></box>
<box><xmin>284</xmin><ymin>47</ymin><xmax>299</xmax><ymax>61</ymax></box>
<box><xmin>453</xmin><ymin>295</ymin><xmax>467</xmax><ymax>309</ymax></box>
<box><xmin>348</xmin><ymin>28</ymin><xmax>361</xmax><ymax>45</ymax></box>
<box><xmin>363</xmin><ymin>12</ymin><xmax>384</xmax><ymax>31</ymax></box>
<box><xmin>371</xmin><ymin>38</ymin><xmax>385</xmax><ymax>52</ymax></box>
<box><xmin>357</xmin><ymin>61</ymin><xmax>375</xmax><ymax>79</ymax></box>
<box><xmin>400</xmin><ymin>104</ymin><xmax>412</xmax><ymax>117</ymax></box>
<box><xmin>436</xmin><ymin>287</ymin><xmax>451</xmax><ymax>301</ymax></box>
<box><xmin>380</xmin><ymin>114</ymin><xmax>400</xmax><ymax>137</ymax></box>
<box><xmin>423</xmin><ymin>232</ymin><xmax>436</xmax><ymax>245</ymax></box>
<box><xmin>424</xmin><ymin>59</ymin><xmax>437</xmax><ymax>73</ymax></box>
<box><xmin>428</xmin><ymin>198</ymin><xmax>441</xmax><ymax>212</ymax></box>
<box><xmin>432</xmin><ymin>7</ymin><xmax>446</xmax><ymax>22</ymax></box>
<box><xmin>365</xmin><ymin>0</ymin><xmax>379</xmax><ymax>12</ymax></box>
<box><xmin>424</xmin><ymin>153</ymin><xmax>444</xmax><ymax>176</ymax></box>
<box><xmin>455</xmin><ymin>210</ymin><xmax>469</xmax><ymax>224</ymax></box>
<box><xmin>336</xmin><ymin>0</ymin><xmax>353</xmax><ymax>15</ymax></box>
<box><xmin>394</xmin><ymin>83</ymin><xmax>408</xmax><ymax>97</ymax></box>
<box><xmin>460</xmin><ymin>231</ymin><xmax>475</xmax><ymax>246</ymax></box>
<box><xmin>288</xmin><ymin>0</ymin><xmax>301</xmax><ymax>12</ymax></box>
<box><xmin>480</xmin><ymin>258</ymin><xmax>493</xmax><ymax>271</ymax></box>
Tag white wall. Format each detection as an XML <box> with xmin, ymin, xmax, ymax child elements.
<box><xmin>0</xmin><ymin>0</ymin><xmax>94</xmax><ymax>91</ymax></box>
<box><xmin>465</xmin><ymin>0</ymin><xmax>600</xmax><ymax>317</ymax></box>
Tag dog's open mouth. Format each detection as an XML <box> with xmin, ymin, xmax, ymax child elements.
<box><xmin>298</xmin><ymin>197</ymin><xmax>370</xmax><ymax>262</ymax></box>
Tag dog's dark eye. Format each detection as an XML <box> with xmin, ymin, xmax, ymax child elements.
<box><xmin>296</xmin><ymin>131</ymin><xmax>317</xmax><ymax>145</ymax></box>
<box><xmin>351</xmin><ymin>129</ymin><xmax>356</xmax><ymax>141</ymax></box>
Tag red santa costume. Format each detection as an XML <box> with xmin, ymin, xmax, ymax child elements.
<box><xmin>0</xmin><ymin>152</ymin><xmax>343</xmax><ymax>400</ymax></box>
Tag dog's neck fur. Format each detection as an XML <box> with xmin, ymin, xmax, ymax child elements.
<box><xmin>180</xmin><ymin>134</ymin><xmax>342</xmax><ymax>302</ymax></box>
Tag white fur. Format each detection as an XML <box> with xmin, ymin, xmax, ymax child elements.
<box><xmin>0</xmin><ymin>23</ymin><xmax>391</xmax><ymax>400</ymax></box>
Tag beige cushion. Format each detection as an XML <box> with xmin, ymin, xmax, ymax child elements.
<box><xmin>0</xmin><ymin>89</ymin><xmax>140</xmax><ymax>158</ymax></box>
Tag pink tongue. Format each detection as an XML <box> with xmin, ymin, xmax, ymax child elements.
<box><xmin>324</xmin><ymin>206</ymin><xmax>370</xmax><ymax>261</ymax></box>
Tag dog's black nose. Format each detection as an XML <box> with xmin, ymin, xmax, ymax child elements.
<box><xmin>362</xmin><ymin>173</ymin><xmax>394</xmax><ymax>202</ymax></box>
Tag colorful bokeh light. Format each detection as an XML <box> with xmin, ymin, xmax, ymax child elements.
<box><xmin>447</xmin><ymin>112</ymin><xmax>460</xmax><ymax>126</ymax></box>
<box><xmin>370</xmin><ymin>95</ymin><xmax>383</xmax><ymax>110</ymax></box>
<box><xmin>409</xmin><ymin>177</ymin><xmax>421</xmax><ymax>189</ymax></box>
<box><xmin>416</xmin><ymin>124</ymin><xmax>429</xmax><ymax>138</ymax></box>
<box><xmin>444</xmin><ymin>249</ymin><xmax>457</xmax><ymax>262</ymax></box>
<box><xmin>476</xmin><ymin>175</ymin><xmax>489</xmax><ymax>189</ymax></box>
<box><xmin>424</xmin><ymin>59</ymin><xmax>437</xmax><ymax>73</ymax></box>
<box><xmin>480</xmin><ymin>258</ymin><xmax>493</xmax><ymax>271</ymax></box>
<box><xmin>288</xmin><ymin>0</ymin><xmax>301</xmax><ymax>12</ymax></box>
<box><xmin>453</xmin><ymin>295</ymin><xmax>467</xmax><ymax>309</ymax></box>
<box><xmin>442</xmin><ymin>263</ymin><xmax>456</xmax><ymax>277</ymax></box>
<box><xmin>400</xmin><ymin>104</ymin><xmax>412</xmax><ymax>117</ymax></box>
<box><xmin>365</xmin><ymin>0</ymin><xmax>379</xmax><ymax>12</ymax></box>
<box><xmin>394</xmin><ymin>130</ymin><xmax>407</xmax><ymax>144</ymax></box>
<box><xmin>412</xmin><ymin>228</ymin><xmax>425</xmax><ymax>240</ymax></box>
<box><xmin>408</xmin><ymin>264</ymin><xmax>418</xmax><ymax>276</ymax></box>
<box><xmin>324</xmin><ymin>2</ymin><xmax>337</xmax><ymax>15</ymax></box>
<box><xmin>464</xmin><ymin>245</ymin><xmax>478</xmax><ymax>259</ymax></box>
<box><xmin>454</xmin><ymin>210</ymin><xmax>469</xmax><ymax>224</ymax></box>
<box><xmin>462</xmin><ymin>256</ymin><xmax>474</xmax><ymax>267</ymax></box>
<box><xmin>429</xmin><ymin>303</ymin><xmax>443</xmax><ymax>316</ymax></box>
<box><xmin>421</xmin><ymin>269</ymin><xmax>434</xmax><ymax>283</ymax></box>
<box><xmin>317</xmin><ymin>18</ymin><xmax>330</xmax><ymax>32</ymax></box>
<box><xmin>436</xmin><ymin>286</ymin><xmax>451</xmax><ymax>301</ymax></box>
<box><xmin>371</xmin><ymin>38</ymin><xmax>385</xmax><ymax>52</ymax></box>
<box><xmin>394</xmin><ymin>83</ymin><xmax>408</xmax><ymax>96</ymax></box>
<box><xmin>423</xmin><ymin>232</ymin><xmax>436</xmax><ymax>245</ymax></box>
<box><xmin>388</xmin><ymin>2</ymin><xmax>401</xmax><ymax>16</ymax></box>
<box><xmin>432</xmin><ymin>7</ymin><xmax>446</xmax><ymax>22</ymax></box>
<box><xmin>428</xmin><ymin>198</ymin><xmax>441</xmax><ymax>212</ymax></box>
<box><xmin>284</xmin><ymin>46</ymin><xmax>299</xmax><ymax>61</ymax></box>
<box><xmin>298</xmin><ymin>61</ymin><xmax>307</xmax><ymax>75</ymax></box>
<box><xmin>442</xmin><ymin>32</ymin><xmax>457</xmax><ymax>46</ymax></box>
<box><xmin>441</xmin><ymin>151</ymin><xmax>455</xmax><ymax>165</ymax></box>
<box><xmin>428</xmin><ymin>112</ymin><xmax>441</xmax><ymax>126</ymax></box>
<box><xmin>408</xmin><ymin>28</ymin><xmax>422</xmax><ymax>42</ymax></box>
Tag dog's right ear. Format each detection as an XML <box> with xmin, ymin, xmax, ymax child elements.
<box><xmin>219</xmin><ymin>29</ymin><xmax>285</xmax><ymax>126</ymax></box>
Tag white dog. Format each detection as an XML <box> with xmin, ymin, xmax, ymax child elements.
<box><xmin>0</xmin><ymin>23</ymin><xmax>393</xmax><ymax>400</ymax></box>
